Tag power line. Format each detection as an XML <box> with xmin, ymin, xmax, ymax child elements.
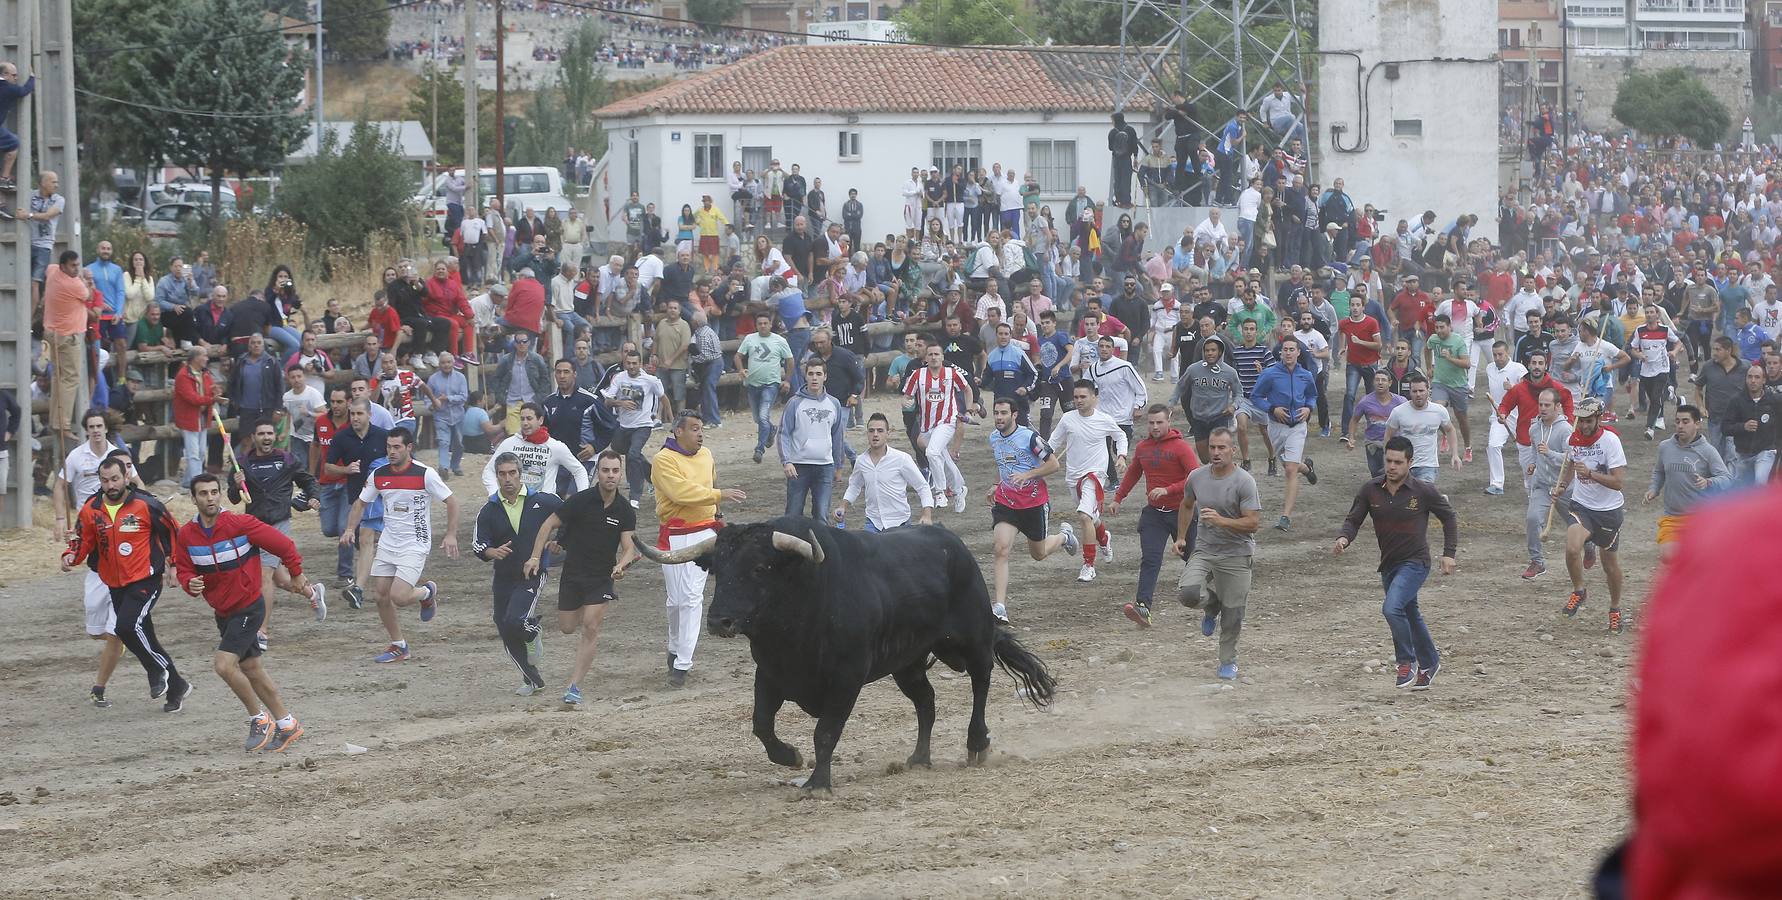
<box><xmin>75</xmin><ymin>86</ymin><xmax>303</xmax><ymax>120</ymax></box>
<box><xmin>82</xmin><ymin>0</ymin><xmax>434</xmax><ymax>58</ymax></box>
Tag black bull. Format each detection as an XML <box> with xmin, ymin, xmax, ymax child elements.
<box><xmin>634</xmin><ymin>516</ymin><xmax>1056</xmax><ymax>795</ymax></box>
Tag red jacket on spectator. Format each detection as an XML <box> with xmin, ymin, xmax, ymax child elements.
<box><xmin>1114</xmin><ymin>427</ymin><xmax>1200</xmax><ymax>511</ymax></box>
<box><xmin>368</xmin><ymin>305</ymin><xmax>404</xmax><ymax>350</ymax></box>
<box><xmin>172</xmin><ymin>362</ymin><xmax>216</xmax><ymax>432</ymax></box>
<box><xmin>504</xmin><ymin>276</ymin><xmax>546</xmax><ymax>334</ymax></box>
<box><xmin>424</xmin><ymin>275</ymin><xmax>473</xmax><ymax>321</ymax></box>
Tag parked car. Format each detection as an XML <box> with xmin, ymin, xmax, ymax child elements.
<box><xmin>147</xmin><ymin>180</ymin><xmax>238</xmax><ymax>212</ymax></box>
<box><xmin>415</xmin><ymin>166</ymin><xmax>575</xmax><ymax>235</ymax></box>
<box><xmin>143</xmin><ymin>202</ymin><xmax>236</xmax><ymax>241</ymax></box>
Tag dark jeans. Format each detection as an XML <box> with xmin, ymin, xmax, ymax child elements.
<box><xmin>748</xmin><ymin>383</ymin><xmax>779</xmax><ymax>454</ymax></box>
<box><xmin>784</xmin><ymin>462</ymin><xmax>836</xmax><ymax>522</ymax></box>
<box><xmin>1380</xmin><ymin>561</ymin><xmax>1437</xmax><ymax>669</ymax></box>
<box><xmin>1313</xmin><ymin>368</ymin><xmax>1330</xmax><ymax>431</ymax></box>
<box><xmin>318</xmin><ymin>482</ymin><xmax>354</xmax><ymax>580</ymax></box>
<box><xmin>612</xmin><ymin>425</ymin><xmax>654</xmax><ymax>498</ymax></box>
<box><xmin>1341</xmin><ymin>363</ymin><xmax>1375</xmax><ymax>438</ymax></box>
<box><xmin>405</xmin><ymin>315</ymin><xmax>453</xmax><ymax>354</ymax></box>
<box><xmin>1135</xmin><ymin>504</ymin><xmax>1194</xmax><ymax>606</ymax></box>
<box><xmin>697</xmin><ymin>357</ymin><xmax>724</xmax><ymax>425</ymax></box>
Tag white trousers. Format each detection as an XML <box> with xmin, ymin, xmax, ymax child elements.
<box><xmin>1469</xmin><ymin>338</ymin><xmax>1495</xmax><ymax>392</ymax></box>
<box><xmin>1486</xmin><ymin>413</ymin><xmax>1514</xmax><ymax>490</ymax></box>
<box><xmin>903</xmin><ymin>201</ymin><xmax>920</xmax><ymax>231</ymax></box>
<box><xmin>921</xmin><ymin>422</ymin><xmax>965</xmax><ymax>498</ymax></box>
<box><xmin>1151</xmin><ymin>330</ymin><xmax>1178</xmax><ymax>380</ymax></box>
<box><xmin>664</xmin><ymin>528</ymin><xmax>714</xmax><ymax>671</ymax></box>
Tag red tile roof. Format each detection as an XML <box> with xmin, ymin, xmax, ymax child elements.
<box><xmin>594</xmin><ymin>44</ymin><xmax>1123</xmax><ymax>118</ymax></box>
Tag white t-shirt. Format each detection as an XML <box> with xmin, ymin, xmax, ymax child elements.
<box><xmin>1292</xmin><ymin>328</ymin><xmax>1330</xmax><ymax>369</ymax></box>
<box><xmin>602</xmin><ymin>370</ymin><xmax>665</xmax><ymax>430</ymax></box>
<box><xmin>61</xmin><ymin>442</ymin><xmax>134</xmax><ymax>506</ymax></box>
<box><xmin>1567</xmin><ymin>429</ymin><xmax>1627</xmax><ymax>511</ymax></box>
<box><xmin>1754</xmin><ymin>298</ymin><xmax>1782</xmax><ymax>340</ymax></box>
<box><xmin>459</xmin><ymin>216</ymin><xmax>486</xmax><ymax>245</ymax></box>
<box><xmin>282</xmin><ymin>385</ymin><xmax>326</xmax><ymax>442</ymax></box>
<box><xmin>1434</xmin><ymin>298</ymin><xmax>1475</xmax><ymax>337</ymax></box>
<box><xmin>360</xmin><ymin>461</ymin><xmax>452</xmax><ymax>555</ymax></box>
<box><xmin>1385</xmin><ymin>401</ymin><xmax>1451</xmax><ymax>468</ymax></box>
<box><xmin>1049</xmin><ymin>408</ymin><xmax>1128</xmax><ymax>484</ymax></box>
<box><xmin>1485</xmin><ymin>359</ymin><xmax>1527</xmax><ymax>407</ymax></box>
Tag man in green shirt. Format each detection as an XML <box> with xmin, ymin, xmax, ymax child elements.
<box><xmin>734</xmin><ymin>312</ymin><xmax>793</xmax><ymax>463</ymax></box>
<box><xmin>1328</xmin><ymin>285</ymin><xmax>1351</xmax><ymax>320</ymax></box>
<box><xmin>1426</xmin><ymin>313</ymin><xmax>1474</xmax><ymax>461</ymax></box>
<box><xmin>131</xmin><ymin>302</ymin><xmax>172</xmax><ymax>352</ymax></box>
<box><xmin>1227</xmin><ymin>283</ymin><xmax>1276</xmax><ymax>342</ymax></box>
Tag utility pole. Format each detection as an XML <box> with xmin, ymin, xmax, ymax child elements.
<box><xmin>495</xmin><ymin>0</ymin><xmax>506</xmax><ymax>214</ymax></box>
<box><xmin>314</xmin><ymin>0</ymin><xmax>325</xmax><ymax>138</ymax></box>
<box><xmin>431</xmin><ymin>12</ymin><xmax>440</xmax><ymax>165</ymax></box>
<box><xmin>463</xmin><ymin>0</ymin><xmax>478</xmax><ymax>214</ymax></box>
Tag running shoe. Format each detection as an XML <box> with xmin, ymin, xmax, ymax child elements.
<box><xmin>1603</xmin><ymin>412</ymin><xmax>1618</xmax><ymax>424</ymax></box>
<box><xmin>1122</xmin><ymin>602</ymin><xmax>1151</xmax><ymax>628</ymax></box>
<box><xmin>1412</xmin><ymin>661</ymin><xmax>1440</xmax><ymax>691</ymax></box>
<box><xmin>267</xmin><ymin>720</ymin><xmax>304</xmax><ymax>752</ymax></box>
<box><xmin>1564</xmin><ymin>588</ymin><xmax>1587</xmax><ymax>617</ymax></box>
<box><xmin>1484</xmin><ymin>485</ymin><xmax>1504</xmax><ymax>496</ymax></box>
<box><xmin>256</xmin><ymin>631</ymin><xmax>269</xmax><ymax>652</ymax></box>
<box><xmin>515</xmin><ymin>682</ymin><xmax>540</xmax><ymax>697</ymax></box>
<box><xmin>1655</xmin><ymin>416</ymin><xmax>1666</xmax><ymax>432</ymax></box>
<box><xmin>1319</xmin><ymin>427</ymin><xmax>1331</xmax><ymax>438</ymax></box>
<box><xmin>1521</xmin><ymin>561</ymin><xmax>1548</xmax><ymax>579</ymax></box>
<box><xmin>1217</xmin><ymin>663</ymin><xmax>1238</xmax><ymax>680</ymax></box>
<box><xmin>1644</xmin><ymin>427</ymin><xmax>1655</xmax><ymax>441</ymax></box>
<box><xmin>419</xmin><ymin>581</ymin><xmax>439</xmax><ymax>622</ymax></box>
<box><xmin>244</xmin><ymin>715</ymin><xmax>272</xmax><ymax>752</ymax></box>
<box><xmin>563</xmin><ymin>685</ymin><xmax>583</xmax><ymax>706</ymax></box>
<box><xmin>1584</xmin><ymin>544</ymin><xmax>1597</xmax><ymax>570</ymax></box>
<box><xmin>1077</xmin><ymin>563</ymin><xmax>1097</xmax><ymax>583</ymax></box>
<box><xmin>1463</xmin><ymin>448</ymin><xmax>1474</xmax><ymax>464</ymax></box>
<box><xmin>991</xmin><ymin>602</ymin><xmax>1011</xmax><ymax>626</ymax></box>
<box><xmin>163</xmin><ymin>676</ymin><xmax>192</xmax><ymax>713</ymax></box>
<box><xmin>344</xmin><ymin>583</ymin><xmax>365</xmax><ymax>610</ymax></box>
<box><xmin>667</xmin><ymin>668</ymin><xmax>688</xmax><ymax>688</ymax></box>
<box><xmin>1151</xmin><ymin>372</ymin><xmax>1165</xmax><ymax>383</ymax></box>
<box><xmin>1394</xmin><ymin>663</ymin><xmax>1415</xmax><ymax>688</ymax></box>
<box><xmin>1201</xmin><ymin>611</ymin><xmax>1217</xmax><ymax>637</ymax></box>
<box><xmin>1301</xmin><ymin>457</ymin><xmax>1318</xmax><ymax>485</ymax></box>
<box><xmin>1100</xmin><ymin>538</ymin><xmax>1115</xmax><ymax>565</ymax></box>
<box><xmin>0</xmin><ymin>176</ymin><xmax>15</xmax><ymax>191</ymax></box>
<box><xmin>753</xmin><ymin>448</ymin><xmax>764</xmax><ymax>464</ymax></box>
<box><xmin>1608</xmin><ymin>609</ymin><xmax>1624</xmax><ymax>634</ymax></box>
<box><xmin>525</xmin><ymin>628</ymin><xmax>542</xmax><ymax>667</ymax></box>
<box><xmin>90</xmin><ymin>686</ymin><xmax>111</xmax><ymax>708</ymax></box>
<box><xmin>1267</xmin><ymin>458</ymin><xmax>1279</xmax><ymax>477</ymax></box>
<box><xmin>374</xmin><ymin>643</ymin><xmax>411</xmax><ymax>663</ymax></box>
<box><xmin>766</xmin><ymin>430</ymin><xmax>775</xmax><ymax>449</ymax></box>
<box><xmin>148</xmin><ymin>673</ymin><xmax>167</xmax><ymax>699</ymax></box>
<box><xmin>0</xmin><ymin>207</ymin><xmax>12</xmax><ymax>220</ymax></box>
<box><xmin>1241</xmin><ymin>459</ymin><xmax>1252</xmax><ymax>471</ymax></box>
<box><xmin>1057</xmin><ymin>521</ymin><xmax>1080</xmax><ymax>556</ymax></box>
<box><xmin>310</xmin><ymin>582</ymin><xmax>327</xmax><ymax>622</ymax></box>
<box><xmin>1273</xmin><ymin>515</ymin><xmax>1291</xmax><ymax>532</ymax></box>
<box><xmin>952</xmin><ymin>485</ymin><xmax>968</xmax><ymax>514</ymax></box>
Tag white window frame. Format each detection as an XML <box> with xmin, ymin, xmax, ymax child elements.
<box><xmin>838</xmin><ymin>129</ymin><xmax>862</xmax><ymax>162</ymax></box>
<box><xmin>693</xmin><ymin>132</ymin><xmax>725</xmax><ymax>181</ymax></box>
<box><xmin>1027</xmin><ymin>139</ymin><xmax>1077</xmax><ymax>195</ymax></box>
<box><xmin>931</xmin><ymin>139</ymin><xmax>981</xmax><ymax>178</ymax></box>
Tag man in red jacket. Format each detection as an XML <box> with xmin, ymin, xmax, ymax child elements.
<box><xmin>1390</xmin><ymin>274</ymin><xmax>1434</xmax><ymax>365</ymax></box>
<box><xmin>1109</xmin><ymin>404</ymin><xmax>1200</xmax><ymax>627</ymax></box>
<box><xmin>503</xmin><ymin>267</ymin><xmax>547</xmax><ymax>340</ymax></box>
<box><xmin>424</xmin><ymin>258</ymin><xmax>477</xmax><ymax>365</ymax></box>
<box><xmin>172</xmin><ymin>346</ymin><xmax>221</xmax><ymax>488</ymax></box>
<box><xmin>173</xmin><ymin>474</ymin><xmax>311</xmax><ymax>753</ymax></box>
<box><xmin>1494</xmin><ymin>350</ymin><xmax>1573</xmax><ymax>495</ymax></box>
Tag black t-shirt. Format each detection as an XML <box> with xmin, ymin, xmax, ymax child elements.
<box><xmin>832</xmin><ymin>311</ymin><xmax>865</xmax><ymax>356</ymax></box>
<box><xmin>1192</xmin><ymin>299</ymin><xmax>1228</xmax><ymax>328</ymax></box>
<box><xmin>940</xmin><ymin>333</ymin><xmax>982</xmax><ymax>378</ymax></box>
<box><xmin>555</xmin><ymin>487</ymin><xmax>636</xmax><ymax>582</ymax></box>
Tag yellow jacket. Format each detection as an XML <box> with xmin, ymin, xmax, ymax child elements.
<box><xmin>651</xmin><ymin>441</ymin><xmax>720</xmax><ymax>526</ymax></box>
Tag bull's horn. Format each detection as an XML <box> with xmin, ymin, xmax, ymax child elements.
<box><xmin>633</xmin><ymin>534</ymin><xmax>716</xmax><ymax>565</ymax></box>
<box><xmin>772</xmin><ymin>529</ymin><xmax>825</xmax><ymax>564</ymax></box>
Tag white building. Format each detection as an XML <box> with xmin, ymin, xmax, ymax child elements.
<box><xmin>1564</xmin><ymin>0</ymin><xmax>1748</xmax><ymax>50</ymax></box>
<box><xmin>1317</xmin><ymin>0</ymin><xmax>1498</xmax><ymax>230</ymax></box>
<box><xmin>592</xmin><ymin>44</ymin><xmax>1127</xmax><ymax>244</ymax></box>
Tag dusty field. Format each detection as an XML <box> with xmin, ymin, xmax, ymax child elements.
<box><xmin>0</xmin><ymin>377</ymin><xmax>1645</xmax><ymax>899</ymax></box>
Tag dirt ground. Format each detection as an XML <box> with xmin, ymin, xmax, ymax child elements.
<box><xmin>0</xmin><ymin>377</ymin><xmax>1645</xmax><ymax>899</ymax></box>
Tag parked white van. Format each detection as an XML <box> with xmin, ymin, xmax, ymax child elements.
<box><xmin>416</xmin><ymin>166</ymin><xmax>575</xmax><ymax>235</ymax></box>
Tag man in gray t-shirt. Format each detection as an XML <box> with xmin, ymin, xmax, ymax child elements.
<box><xmin>1174</xmin><ymin>427</ymin><xmax>1263</xmax><ymax>680</ymax></box>
<box><xmin>1383</xmin><ymin>374</ymin><xmax>1456</xmax><ymax>481</ymax></box>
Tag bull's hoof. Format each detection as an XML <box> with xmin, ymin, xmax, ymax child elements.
<box><xmin>767</xmin><ymin>747</ymin><xmax>804</xmax><ymax>768</ymax></box>
<box><xmin>797</xmin><ymin>786</ymin><xmax>835</xmax><ymax>801</ymax></box>
<box><xmin>967</xmin><ymin>749</ymin><xmax>988</xmax><ymax>767</ymax></box>
<box><xmin>906</xmin><ymin>752</ymin><xmax>932</xmax><ymax>769</ymax></box>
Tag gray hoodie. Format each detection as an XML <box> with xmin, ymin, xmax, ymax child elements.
<box><xmin>1526</xmin><ymin>414</ymin><xmax>1573</xmax><ymax>491</ymax></box>
<box><xmin>1175</xmin><ymin>336</ymin><xmax>1241</xmax><ymax>423</ymax></box>
<box><xmin>1650</xmin><ymin>432</ymin><xmax>1732</xmax><ymax>516</ymax></box>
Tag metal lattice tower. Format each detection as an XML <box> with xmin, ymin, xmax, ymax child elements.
<box><xmin>1113</xmin><ymin>0</ymin><xmax>1314</xmax><ymax>195</ymax></box>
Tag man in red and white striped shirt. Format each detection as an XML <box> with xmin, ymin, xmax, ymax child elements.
<box><xmin>904</xmin><ymin>345</ymin><xmax>973</xmax><ymax>513</ymax></box>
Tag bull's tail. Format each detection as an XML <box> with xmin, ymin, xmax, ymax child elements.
<box><xmin>993</xmin><ymin>630</ymin><xmax>1056</xmax><ymax>708</ymax></box>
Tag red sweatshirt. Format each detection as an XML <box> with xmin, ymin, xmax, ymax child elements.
<box><xmin>368</xmin><ymin>305</ymin><xmax>404</xmax><ymax>350</ymax></box>
<box><xmin>1115</xmin><ymin>428</ymin><xmax>1200</xmax><ymax>510</ymax></box>
<box><xmin>1495</xmin><ymin>375</ymin><xmax>1573</xmax><ymax>446</ymax></box>
<box><xmin>173</xmin><ymin>511</ymin><xmax>304</xmax><ymax>615</ymax></box>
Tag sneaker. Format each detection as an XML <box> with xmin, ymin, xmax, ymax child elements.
<box><xmin>244</xmin><ymin>715</ymin><xmax>273</xmax><ymax>751</ymax></box>
<box><xmin>374</xmin><ymin>643</ymin><xmax>412</xmax><ymax>663</ymax></box>
<box><xmin>1563</xmin><ymin>588</ymin><xmax>1587</xmax><ymax>618</ymax></box>
<box><xmin>1484</xmin><ymin>485</ymin><xmax>1504</xmax><ymax>495</ymax></box>
<box><xmin>266</xmin><ymin>720</ymin><xmax>304</xmax><ymax>752</ymax></box>
<box><xmin>1273</xmin><ymin>515</ymin><xmax>1291</xmax><ymax>532</ymax></box>
<box><xmin>458</xmin><ymin>353</ymin><xmax>481</xmax><ymax>368</ymax></box>
<box><xmin>256</xmin><ymin>631</ymin><xmax>269</xmax><ymax>652</ymax></box>
<box><xmin>1655</xmin><ymin>416</ymin><xmax>1665</xmax><ymax>431</ymax></box>
<box><xmin>515</xmin><ymin>682</ymin><xmax>540</xmax><ymax>697</ymax></box>
<box><xmin>1057</xmin><ymin>521</ymin><xmax>1080</xmax><ymax>556</ymax></box>
<box><xmin>1267</xmin><ymin>458</ymin><xmax>1279</xmax><ymax>477</ymax></box>
<box><xmin>1603</xmin><ymin>412</ymin><xmax>1618</xmax><ymax>424</ymax></box>
<box><xmin>1412</xmin><ymin>661</ymin><xmax>1440</xmax><ymax>691</ymax></box>
<box><xmin>310</xmin><ymin>583</ymin><xmax>327</xmax><ymax>622</ymax></box>
<box><xmin>765</xmin><ymin>430</ymin><xmax>775</xmax><ymax>449</ymax></box>
<box><xmin>525</xmin><ymin>628</ymin><xmax>543</xmax><ymax>666</ymax></box>
<box><xmin>1463</xmin><ymin>448</ymin><xmax>1474</xmax><ymax>464</ymax></box>
<box><xmin>1319</xmin><ymin>426</ymin><xmax>1331</xmax><ymax>438</ymax></box>
<box><xmin>1241</xmin><ymin>459</ymin><xmax>1252</xmax><ymax>471</ymax></box>
<box><xmin>1608</xmin><ymin>608</ymin><xmax>1624</xmax><ymax>634</ymax></box>
<box><xmin>1077</xmin><ymin>563</ymin><xmax>1097</xmax><ymax>583</ymax></box>
<box><xmin>0</xmin><ymin>207</ymin><xmax>12</xmax><ymax>220</ymax></box>
<box><xmin>0</xmin><ymin>176</ymin><xmax>15</xmax><ymax>190</ymax></box>
<box><xmin>423</xmin><ymin>352</ymin><xmax>440</xmax><ymax>367</ymax></box>
<box><xmin>1217</xmin><ymin>663</ymin><xmax>1238</xmax><ymax>680</ymax></box>
<box><xmin>1201</xmin><ymin>611</ymin><xmax>1217</xmax><ymax>637</ymax></box>
<box><xmin>1395</xmin><ymin>664</ymin><xmax>1415</xmax><ymax>688</ymax></box>
<box><xmin>667</xmin><ymin>668</ymin><xmax>688</xmax><ymax>688</ymax></box>
<box><xmin>1122</xmin><ymin>602</ymin><xmax>1152</xmax><ymax>628</ymax></box>
<box><xmin>991</xmin><ymin>602</ymin><xmax>1010</xmax><ymax>625</ymax></box>
<box><xmin>419</xmin><ymin>581</ymin><xmax>438</xmax><ymax>622</ymax></box>
<box><xmin>1584</xmin><ymin>544</ymin><xmax>1597</xmax><ymax>570</ymax></box>
<box><xmin>952</xmin><ymin>484</ymin><xmax>968</xmax><ymax>514</ymax></box>
<box><xmin>163</xmin><ymin>677</ymin><xmax>192</xmax><ymax>713</ymax></box>
<box><xmin>148</xmin><ymin>674</ymin><xmax>168</xmax><ymax>700</ymax></box>
<box><xmin>1151</xmin><ymin>372</ymin><xmax>1166</xmax><ymax>382</ymax></box>
<box><xmin>752</xmin><ymin>448</ymin><xmax>763</xmax><ymax>464</ymax></box>
<box><xmin>452</xmin><ymin>469</ymin><xmax>465</xmax><ymax>478</ymax></box>
<box><xmin>90</xmin><ymin>686</ymin><xmax>111</xmax><ymax>708</ymax></box>
<box><xmin>344</xmin><ymin>583</ymin><xmax>365</xmax><ymax>610</ymax></box>
<box><xmin>1301</xmin><ymin>457</ymin><xmax>1318</xmax><ymax>485</ymax></box>
<box><xmin>1644</xmin><ymin>427</ymin><xmax>1655</xmax><ymax>441</ymax></box>
<box><xmin>1099</xmin><ymin>538</ymin><xmax>1115</xmax><ymax>565</ymax></box>
<box><xmin>1521</xmin><ymin>561</ymin><xmax>1548</xmax><ymax>579</ymax></box>
<box><xmin>562</xmin><ymin>685</ymin><xmax>583</xmax><ymax>706</ymax></box>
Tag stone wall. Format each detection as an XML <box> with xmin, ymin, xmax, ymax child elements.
<box><xmin>1571</xmin><ymin>49</ymin><xmax>1751</xmax><ymax>138</ymax></box>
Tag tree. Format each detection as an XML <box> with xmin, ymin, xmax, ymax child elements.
<box><xmin>325</xmin><ymin>0</ymin><xmax>393</xmax><ymax>62</ymax></box>
<box><xmin>558</xmin><ymin>20</ymin><xmax>610</xmax><ymax>158</ymax></box>
<box><xmin>1612</xmin><ymin>68</ymin><xmax>1733</xmax><ymax>148</ymax></box>
<box><xmin>275</xmin><ymin>118</ymin><xmax>418</xmax><ymax>251</ymax></box>
<box><xmin>686</xmin><ymin>0</ymin><xmax>743</xmax><ymax>29</ymax></box>
<box><xmin>72</xmin><ymin>0</ymin><xmax>190</xmax><ymax>216</ymax></box>
<box><xmin>896</xmin><ymin>0</ymin><xmax>1030</xmax><ymax>45</ymax></box>
<box><xmin>407</xmin><ymin>63</ymin><xmax>498</xmax><ymax>166</ymax></box>
<box><xmin>159</xmin><ymin>0</ymin><xmax>309</xmax><ymax>219</ymax></box>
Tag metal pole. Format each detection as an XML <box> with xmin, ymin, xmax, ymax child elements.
<box><xmin>1231</xmin><ymin>0</ymin><xmax>1245</xmax><ymax>136</ymax></box>
<box><xmin>463</xmin><ymin>0</ymin><xmax>478</xmax><ymax>202</ymax></box>
<box><xmin>431</xmin><ymin>14</ymin><xmax>439</xmax><ymax>165</ymax></box>
<box><xmin>1561</xmin><ymin>20</ymin><xmax>1570</xmax><ymax>154</ymax></box>
<box><xmin>494</xmin><ymin>0</ymin><xmax>506</xmax><ymax>214</ymax></box>
<box><xmin>314</xmin><ymin>0</ymin><xmax>325</xmax><ymax>137</ymax></box>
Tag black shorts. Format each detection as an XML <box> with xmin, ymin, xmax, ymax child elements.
<box><xmin>1188</xmin><ymin>415</ymin><xmax>1236</xmax><ymax>441</ymax></box>
<box><xmin>216</xmin><ymin>597</ymin><xmax>268</xmax><ymax>659</ymax></box>
<box><xmin>1567</xmin><ymin>505</ymin><xmax>1624</xmax><ymax>553</ymax></box>
<box><xmin>991</xmin><ymin>502</ymin><xmax>1049</xmax><ymax>544</ymax></box>
<box><xmin>558</xmin><ymin>574</ymin><xmax>617</xmax><ymax>611</ymax></box>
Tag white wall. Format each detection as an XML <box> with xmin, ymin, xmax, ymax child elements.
<box><xmin>598</xmin><ymin>112</ymin><xmax>1121</xmax><ymax>245</ymax></box>
<box><xmin>1317</xmin><ymin>0</ymin><xmax>1498</xmax><ymax>229</ymax></box>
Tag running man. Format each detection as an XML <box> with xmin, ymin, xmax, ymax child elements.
<box><xmin>341</xmin><ymin>427</ymin><xmax>460</xmax><ymax>662</ymax></box>
<box><xmin>1426</xmin><ymin>313</ymin><xmax>1474</xmax><ymax>460</ymax></box>
<box><xmin>1645</xmin><ymin>404</ymin><xmax>1730</xmax><ymax>560</ymax></box>
<box><xmin>1335</xmin><ymin>435</ymin><xmax>1459</xmax><ymax>691</ymax></box>
<box><xmin>1111</xmin><ymin>404</ymin><xmax>1200</xmax><ymax>627</ymax></box>
<box><xmin>837</xmin><ymin>412</ymin><xmax>934</xmax><ymax>532</ymax></box>
<box><xmin>1521</xmin><ymin>387</ymin><xmax>1574</xmax><ymax>580</ymax></box>
<box><xmin>473</xmin><ymin>452</ymin><xmax>562</xmax><ymax>695</ymax></box>
<box><xmin>1250</xmin><ymin>337</ymin><xmax>1319</xmax><ymax>531</ymax></box>
<box><xmin>651</xmin><ymin>411</ymin><xmax>747</xmax><ymax>687</ymax></box>
<box><xmin>482</xmin><ymin>401</ymin><xmax>588</xmax><ymax>499</ymax></box>
<box><xmin>172</xmin><ymin>474</ymin><xmax>311</xmax><ymax>751</ymax></box>
<box><xmin>986</xmin><ymin>396</ymin><xmax>1080</xmax><ymax>624</ymax></box>
<box><xmin>52</xmin><ymin>410</ymin><xmax>145</xmax><ymax>707</ymax></box>
<box><xmin>1048</xmin><ymin>378</ymin><xmax>1129</xmax><ymax>582</ymax></box>
<box><xmin>1175</xmin><ymin>334</ymin><xmax>1239</xmax><ymax>462</ymax></box>
<box><xmin>525</xmin><ymin>450</ymin><xmax>638</xmax><ymax>706</ymax></box>
<box><xmin>1481</xmin><ymin>341</ymin><xmax>1526</xmax><ymax>495</ymax></box>
<box><xmin>1383</xmin><ymin>373</ymin><xmax>1462</xmax><ymax>483</ymax></box>
<box><xmin>62</xmin><ymin>455</ymin><xmax>190</xmax><ymax>711</ymax></box>
<box><xmin>1227</xmin><ymin>318</ymin><xmax>1277</xmax><ymax>473</ymax></box>
<box><xmin>903</xmin><ymin>343</ymin><xmax>974</xmax><ymax>513</ymax></box>
<box><xmin>1553</xmin><ymin>397</ymin><xmax>1630</xmax><ymax>633</ymax></box>
<box><xmin>231</xmin><ymin>418</ymin><xmax>327</xmax><ymax>632</ymax></box>
<box><xmin>1174</xmin><ymin>427</ymin><xmax>1262</xmax><ymax>680</ymax></box>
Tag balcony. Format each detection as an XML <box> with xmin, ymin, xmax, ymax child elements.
<box><xmin>1635</xmin><ymin>0</ymin><xmax>1746</xmax><ymax>21</ymax></box>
